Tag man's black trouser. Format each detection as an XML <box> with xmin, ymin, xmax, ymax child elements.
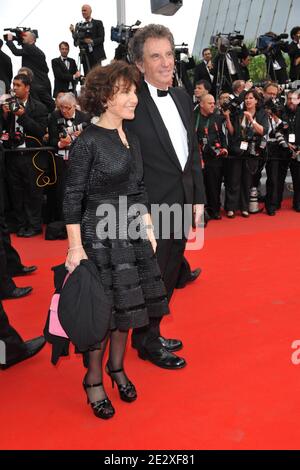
<box><xmin>132</xmin><ymin>235</ymin><xmax>186</xmax><ymax>351</ymax></box>
<box><xmin>6</xmin><ymin>151</ymin><xmax>44</xmax><ymax>231</ymax></box>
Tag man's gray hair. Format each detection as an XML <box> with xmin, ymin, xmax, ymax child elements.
<box><xmin>58</xmin><ymin>92</ymin><xmax>77</xmax><ymax>105</ymax></box>
<box><xmin>128</xmin><ymin>24</ymin><xmax>175</xmax><ymax>64</ymax></box>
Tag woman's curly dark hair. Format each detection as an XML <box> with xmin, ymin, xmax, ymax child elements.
<box><xmin>79</xmin><ymin>61</ymin><xmax>141</xmax><ymax>116</ymax></box>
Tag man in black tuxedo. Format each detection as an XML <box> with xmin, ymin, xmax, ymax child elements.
<box><xmin>70</xmin><ymin>4</ymin><xmax>106</xmax><ymax>76</ymax></box>
<box><xmin>193</xmin><ymin>48</ymin><xmax>214</xmax><ymax>90</ymax></box>
<box><xmin>127</xmin><ymin>24</ymin><xmax>205</xmax><ymax>369</ymax></box>
<box><xmin>0</xmin><ymin>300</ymin><xmax>45</xmax><ymax>369</ymax></box>
<box><xmin>0</xmin><ymin>39</ymin><xmax>13</xmax><ymax>93</ymax></box>
<box><xmin>289</xmin><ymin>27</ymin><xmax>300</xmax><ymax>81</ymax></box>
<box><xmin>5</xmin><ymin>31</ymin><xmax>52</xmax><ymax>97</ymax></box>
<box><xmin>52</xmin><ymin>42</ymin><xmax>81</xmax><ymax>98</ymax></box>
<box><xmin>0</xmin><ymin>74</ymin><xmax>48</xmax><ymax>238</ymax></box>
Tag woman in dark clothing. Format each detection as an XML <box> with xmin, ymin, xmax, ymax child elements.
<box><xmin>63</xmin><ymin>62</ymin><xmax>169</xmax><ymax>419</ymax></box>
<box><xmin>225</xmin><ymin>89</ymin><xmax>269</xmax><ymax>217</ymax></box>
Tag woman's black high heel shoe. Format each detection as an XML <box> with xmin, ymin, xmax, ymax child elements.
<box><xmin>82</xmin><ymin>378</ymin><xmax>115</xmax><ymax>419</ymax></box>
<box><xmin>105</xmin><ymin>364</ymin><xmax>137</xmax><ymax>403</ymax></box>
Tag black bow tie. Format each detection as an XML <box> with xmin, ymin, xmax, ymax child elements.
<box><xmin>157</xmin><ymin>89</ymin><xmax>169</xmax><ymax>97</ymax></box>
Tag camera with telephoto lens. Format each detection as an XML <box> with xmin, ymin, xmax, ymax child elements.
<box><xmin>269</xmin><ymin>121</ymin><xmax>289</xmax><ymax>149</ymax></box>
<box><xmin>57</xmin><ymin>118</ymin><xmax>88</xmax><ymax>139</ymax></box>
<box><xmin>264</xmin><ymin>98</ymin><xmax>285</xmax><ymax>118</ymax></box>
<box><xmin>221</xmin><ymin>95</ymin><xmax>243</xmax><ymax>115</ymax></box>
<box><xmin>210</xmin><ymin>31</ymin><xmax>244</xmax><ymax>54</ymax></box>
<box><xmin>0</xmin><ymin>95</ymin><xmax>22</xmax><ymax>114</ymax></box>
<box><xmin>3</xmin><ymin>27</ymin><xmax>39</xmax><ymax>46</ymax></box>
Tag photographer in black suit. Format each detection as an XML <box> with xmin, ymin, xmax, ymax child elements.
<box><xmin>47</xmin><ymin>93</ymin><xmax>89</xmax><ymax>222</ymax></box>
<box><xmin>251</xmin><ymin>32</ymin><xmax>289</xmax><ymax>83</ymax></box>
<box><xmin>18</xmin><ymin>67</ymin><xmax>55</xmax><ymax>113</ymax></box>
<box><xmin>52</xmin><ymin>42</ymin><xmax>81</xmax><ymax>98</ymax></box>
<box><xmin>5</xmin><ymin>31</ymin><xmax>52</xmax><ymax>97</ymax></box>
<box><xmin>0</xmin><ymin>39</ymin><xmax>13</xmax><ymax>93</ymax></box>
<box><xmin>70</xmin><ymin>4</ymin><xmax>106</xmax><ymax>75</ymax></box>
<box><xmin>213</xmin><ymin>42</ymin><xmax>249</xmax><ymax>94</ymax></box>
<box><xmin>127</xmin><ymin>24</ymin><xmax>205</xmax><ymax>370</ymax></box>
<box><xmin>0</xmin><ymin>74</ymin><xmax>48</xmax><ymax>237</ymax></box>
<box><xmin>289</xmin><ymin>27</ymin><xmax>300</xmax><ymax>81</ymax></box>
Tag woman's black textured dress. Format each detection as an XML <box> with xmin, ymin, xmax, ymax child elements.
<box><xmin>63</xmin><ymin>124</ymin><xmax>169</xmax><ymax>332</ymax></box>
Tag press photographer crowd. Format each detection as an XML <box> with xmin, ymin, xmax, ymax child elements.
<box><xmin>1</xmin><ymin>4</ymin><xmax>300</xmax><ymax>370</ymax></box>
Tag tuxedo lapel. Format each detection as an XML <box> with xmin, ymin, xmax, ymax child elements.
<box><xmin>168</xmin><ymin>88</ymin><xmax>192</xmax><ymax>160</ymax></box>
<box><xmin>140</xmin><ymin>83</ymin><xmax>182</xmax><ymax>172</ymax></box>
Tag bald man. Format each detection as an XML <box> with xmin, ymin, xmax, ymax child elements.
<box><xmin>70</xmin><ymin>4</ymin><xmax>106</xmax><ymax>75</ymax></box>
<box><xmin>5</xmin><ymin>31</ymin><xmax>52</xmax><ymax>96</ymax></box>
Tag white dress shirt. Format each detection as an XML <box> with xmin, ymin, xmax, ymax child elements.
<box><xmin>146</xmin><ymin>81</ymin><xmax>188</xmax><ymax>171</ymax></box>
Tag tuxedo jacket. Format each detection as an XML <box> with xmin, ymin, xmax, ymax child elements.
<box><xmin>193</xmin><ymin>61</ymin><xmax>214</xmax><ymax>87</ymax></box>
<box><xmin>52</xmin><ymin>57</ymin><xmax>78</xmax><ymax>97</ymax></box>
<box><xmin>126</xmin><ymin>82</ymin><xmax>205</xmax><ymax>212</ymax></box>
<box><xmin>73</xmin><ymin>19</ymin><xmax>106</xmax><ymax>61</ymax></box>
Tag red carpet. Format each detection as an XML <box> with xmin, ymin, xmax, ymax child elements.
<box><xmin>1</xmin><ymin>201</ymin><xmax>300</xmax><ymax>450</ymax></box>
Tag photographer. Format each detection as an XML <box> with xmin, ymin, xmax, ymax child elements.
<box><xmin>70</xmin><ymin>4</ymin><xmax>106</xmax><ymax>76</ymax></box>
<box><xmin>0</xmin><ymin>73</ymin><xmax>48</xmax><ymax>237</ymax></box>
<box><xmin>193</xmin><ymin>48</ymin><xmax>214</xmax><ymax>90</ymax></box>
<box><xmin>251</xmin><ymin>32</ymin><xmax>289</xmax><ymax>83</ymax></box>
<box><xmin>0</xmin><ymin>39</ymin><xmax>13</xmax><ymax>93</ymax></box>
<box><xmin>225</xmin><ymin>89</ymin><xmax>269</xmax><ymax>218</ymax></box>
<box><xmin>47</xmin><ymin>93</ymin><xmax>89</xmax><ymax>222</ymax></box>
<box><xmin>52</xmin><ymin>42</ymin><xmax>81</xmax><ymax>98</ymax></box>
<box><xmin>196</xmin><ymin>94</ymin><xmax>228</xmax><ymax>220</ymax></box>
<box><xmin>289</xmin><ymin>27</ymin><xmax>300</xmax><ymax>81</ymax></box>
<box><xmin>263</xmin><ymin>82</ymin><xmax>289</xmax><ymax>215</ymax></box>
<box><xmin>213</xmin><ymin>37</ymin><xmax>249</xmax><ymax>94</ymax></box>
<box><xmin>18</xmin><ymin>67</ymin><xmax>55</xmax><ymax>113</ymax></box>
<box><xmin>5</xmin><ymin>30</ymin><xmax>52</xmax><ymax>97</ymax></box>
<box><xmin>277</xmin><ymin>90</ymin><xmax>300</xmax><ymax>212</ymax></box>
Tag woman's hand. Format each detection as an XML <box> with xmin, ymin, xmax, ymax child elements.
<box><xmin>243</xmin><ymin>111</ymin><xmax>253</xmax><ymax>123</ymax></box>
<box><xmin>147</xmin><ymin>229</ymin><xmax>157</xmax><ymax>253</ymax></box>
<box><xmin>65</xmin><ymin>246</ymin><xmax>88</xmax><ymax>274</ymax></box>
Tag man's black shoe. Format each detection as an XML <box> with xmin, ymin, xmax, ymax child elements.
<box><xmin>158</xmin><ymin>336</ymin><xmax>183</xmax><ymax>352</ymax></box>
<box><xmin>12</xmin><ymin>265</ymin><xmax>37</xmax><ymax>277</ymax></box>
<box><xmin>0</xmin><ymin>336</ymin><xmax>46</xmax><ymax>370</ymax></box>
<box><xmin>266</xmin><ymin>210</ymin><xmax>276</xmax><ymax>216</ymax></box>
<box><xmin>176</xmin><ymin>268</ymin><xmax>201</xmax><ymax>289</ymax></box>
<box><xmin>19</xmin><ymin>228</ymin><xmax>42</xmax><ymax>238</ymax></box>
<box><xmin>137</xmin><ymin>347</ymin><xmax>186</xmax><ymax>369</ymax></box>
<box><xmin>2</xmin><ymin>286</ymin><xmax>32</xmax><ymax>300</ymax></box>
<box><xmin>16</xmin><ymin>227</ymin><xmax>26</xmax><ymax>237</ymax></box>
<box><xmin>293</xmin><ymin>206</ymin><xmax>300</xmax><ymax>213</ymax></box>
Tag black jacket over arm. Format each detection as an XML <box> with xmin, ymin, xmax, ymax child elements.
<box><xmin>126</xmin><ymin>82</ymin><xmax>205</xmax><ymax>211</ymax></box>
<box><xmin>289</xmin><ymin>42</ymin><xmax>300</xmax><ymax>81</ymax></box>
<box><xmin>0</xmin><ymin>50</ymin><xmax>13</xmax><ymax>92</ymax></box>
<box><xmin>193</xmin><ymin>61</ymin><xmax>214</xmax><ymax>87</ymax></box>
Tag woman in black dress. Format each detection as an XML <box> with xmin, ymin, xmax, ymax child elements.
<box><xmin>63</xmin><ymin>62</ymin><xmax>169</xmax><ymax>419</ymax></box>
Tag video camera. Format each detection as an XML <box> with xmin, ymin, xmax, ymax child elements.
<box><xmin>75</xmin><ymin>21</ymin><xmax>93</xmax><ymax>48</ymax></box>
<box><xmin>264</xmin><ymin>98</ymin><xmax>285</xmax><ymax>118</ymax></box>
<box><xmin>255</xmin><ymin>33</ymin><xmax>289</xmax><ymax>53</ymax></box>
<box><xmin>57</xmin><ymin>118</ymin><xmax>88</xmax><ymax>139</ymax></box>
<box><xmin>111</xmin><ymin>20</ymin><xmax>141</xmax><ymax>46</ymax></box>
<box><xmin>3</xmin><ymin>27</ymin><xmax>39</xmax><ymax>46</ymax></box>
<box><xmin>210</xmin><ymin>31</ymin><xmax>244</xmax><ymax>54</ymax></box>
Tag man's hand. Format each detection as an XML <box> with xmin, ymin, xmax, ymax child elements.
<box><xmin>84</xmin><ymin>38</ymin><xmax>93</xmax><ymax>44</ymax></box>
<box><xmin>15</xmin><ymin>106</ymin><xmax>25</xmax><ymax>117</ymax></box>
<box><xmin>59</xmin><ymin>135</ymin><xmax>72</xmax><ymax>148</ymax></box>
<box><xmin>6</xmin><ymin>33</ymin><xmax>14</xmax><ymax>41</ymax></box>
<box><xmin>69</xmin><ymin>24</ymin><xmax>75</xmax><ymax>33</ymax></box>
<box><xmin>74</xmin><ymin>71</ymin><xmax>81</xmax><ymax>79</ymax></box>
<box><xmin>193</xmin><ymin>204</ymin><xmax>204</xmax><ymax>227</ymax></box>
